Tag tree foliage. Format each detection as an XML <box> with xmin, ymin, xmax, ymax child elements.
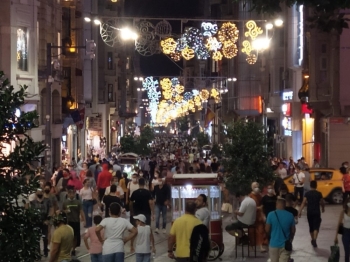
<box><xmin>177</xmin><ymin>116</ymin><xmax>189</xmax><ymax>133</ymax></box>
<box><xmin>197</xmin><ymin>132</ymin><xmax>210</xmax><ymax>148</ymax></box>
<box><xmin>120</xmin><ymin>126</ymin><xmax>155</xmax><ymax>155</ymax></box>
<box><xmin>120</xmin><ymin>135</ymin><xmax>136</xmax><ymax>153</ymax></box>
<box><xmin>244</xmin><ymin>0</ymin><xmax>350</xmax><ymax>33</ymax></box>
<box><xmin>0</xmin><ymin>71</ymin><xmax>46</xmax><ymax>261</ymax></box>
<box><xmin>222</xmin><ymin>120</ymin><xmax>274</xmax><ymax>193</ymax></box>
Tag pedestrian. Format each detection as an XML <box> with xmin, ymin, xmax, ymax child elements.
<box><xmin>195</xmin><ymin>194</ymin><xmax>210</xmax><ymax>228</ymax></box>
<box><xmin>293</xmin><ymin>165</ymin><xmax>305</xmax><ymax>204</ymax></box>
<box><xmin>84</xmin><ymin>215</ymin><xmax>104</xmax><ymax>262</ymax></box>
<box><xmin>335</xmin><ymin>196</ymin><xmax>350</xmax><ymax>262</ymax></box>
<box><xmin>225</xmin><ymin>190</ymin><xmax>256</xmax><ymax>244</ymax></box>
<box><xmin>265</xmin><ymin>198</ymin><xmax>295</xmax><ymax>262</ymax></box>
<box><xmin>97</xmin><ymin>163</ymin><xmax>112</xmax><ymax>200</ymax></box>
<box><xmin>130</xmin><ymin>177</ymin><xmax>154</xmax><ymax>253</ymax></box>
<box><xmin>62</xmin><ymin>187</ymin><xmax>86</xmax><ymax>256</ymax></box>
<box><xmin>104</xmin><ymin>176</ymin><xmax>124</xmax><ymax>198</ymax></box>
<box><xmin>95</xmin><ymin>203</ymin><xmax>137</xmax><ymax>262</ymax></box>
<box><xmin>168</xmin><ymin>201</ymin><xmax>202</xmax><ymax>261</ymax></box>
<box><xmin>153</xmin><ymin>175</ymin><xmax>171</xmax><ymax>234</ymax></box>
<box><xmin>134</xmin><ymin>214</ymin><xmax>156</xmax><ymax>262</ymax></box>
<box><xmin>298</xmin><ymin>180</ymin><xmax>325</xmax><ymax>247</ymax></box>
<box><xmin>343</xmin><ymin>167</ymin><xmax>350</xmax><ymax>204</ymax></box>
<box><xmin>49</xmin><ymin>211</ymin><xmax>74</xmax><ymax>262</ymax></box>
<box><xmin>102</xmin><ymin>184</ymin><xmax>124</xmax><ymax>217</ymax></box>
<box><xmin>261</xmin><ymin>184</ymin><xmax>277</xmax><ymax>219</ymax></box>
<box><xmin>80</xmin><ymin>179</ymin><xmax>95</xmax><ymax>228</ymax></box>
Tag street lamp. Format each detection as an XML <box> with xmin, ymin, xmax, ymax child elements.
<box><xmin>252</xmin><ymin>37</ymin><xmax>270</xmax><ymax>51</ymax></box>
<box><xmin>119</xmin><ymin>28</ymin><xmax>138</xmax><ymax>41</ymax></box>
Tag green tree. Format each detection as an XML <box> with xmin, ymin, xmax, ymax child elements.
<box><xmin>177</xmin><ymin>116</ymin><xmax>189</xmax><ymax>133</ymax></box>
<box><xmin>0</xmin><ymin>71</ymin><xmax>46</xmax><ymax>261</ymax></box>
<box><xmin>120</xmin><ymin>135</ymin><xmax>136</xmax><ymax>153</ymax></box>
<box><xmin>222</xmin><ymin>120</ymin><xmax>274</xmax><ymax>193</ymax></box>
<box><xmin>197</xmin><ymin>132</ymin><xmax>210</xmax><ymax>148</ymax></box>
<box><xmin>243</xmin><ymin>0</ymin><xmax>350</xmax><ymax>33</ymax></box>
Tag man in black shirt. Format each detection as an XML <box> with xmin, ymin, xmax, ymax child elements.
<box><xmin>210</xmin><ymin>158</ymin><xmax>219</xmax><ymax>173</ymax></box>
<box><xmin>298</xmin><ymin>180</ymin><xmax>325</xmax><ymax>248</ymax></box>
<box><xmin>153</xmin><ymin>175</ymin><xmax>170</xmax><ymax>233</ymax></box>
<box><xmin>130</xmin><ymin>177</ymin><xmax>154</xmax><ymax>225</ymax></box>
<box><xmin>261</xmin><ymin>184</ymin><xmax>277</xmax><ymax>218</ymax></box>
<box><xmin>102</xmin><ymin>184</ymin><xmax>123</xmax><ymax>217</ymax></box>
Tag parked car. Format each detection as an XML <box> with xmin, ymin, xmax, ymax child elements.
<box><xmin>284</xmin><ymin>168</ymin><xmax>343</xmax><ymax>204</ymax></box>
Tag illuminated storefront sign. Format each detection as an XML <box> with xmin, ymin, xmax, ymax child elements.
<box><xmin>282</xmin><ymin>91</ymin><xmax>293</xmax><ymax>101</ymax></box>
<box><xmin>282</xmin><ymin>103</ymin><xmax>291</xmax><ymax>116</ymax></box>
<box><xmin>282</xmin><ymin>117</ymin><xmax>292</xmax><ymax>136</ymax></box>
<box><xmin>297</xmin><ymin>5</ymin><xmax>304</xmax><ymax>66</ymax></box>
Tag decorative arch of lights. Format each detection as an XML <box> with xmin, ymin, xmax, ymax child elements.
<box><xmin>140</xmin><ymin>76</ymin><xmax>227</xmax><ymax>127</ymax></box>
<box><xmin>99</xmin><ymin>17</ymin><xmax>273</xmax><ymax>64</ymax></box>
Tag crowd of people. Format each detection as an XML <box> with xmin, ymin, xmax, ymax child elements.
<box><xmin>22</xmin><ymin>147</ymin><xmax>350</xmax><ymax>262</ymax></box>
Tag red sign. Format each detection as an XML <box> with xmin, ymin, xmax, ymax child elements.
<box><xmin>301</xmin><ymin>103</ymin><xmax>313</xmax><ymax>114</ymax></box>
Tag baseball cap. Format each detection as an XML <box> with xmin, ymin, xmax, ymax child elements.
<box><xmin>133</xmin><ymin>214</ymin><xmax>146</xmax><ymax>223</ymax></box>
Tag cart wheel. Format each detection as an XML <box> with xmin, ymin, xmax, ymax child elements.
<box><xmin>218</xmin><ymin>243</ymin><xmax>225</xmax><ymax>257</ymax></box>
<box><xmin>207</xmin><ymin>240</ymin><xmax>221</xmax><ymax>261</ymax></box>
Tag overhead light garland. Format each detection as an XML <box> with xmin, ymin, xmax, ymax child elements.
<box><xmin>181</xmin><ymin>47</ymin><xmax>195</xmax><ymax>60</ymax></box>
<box><xmin>160</xmin><ymin>38</ymin><xmax>177</xmax><ymax>54</ymax></box>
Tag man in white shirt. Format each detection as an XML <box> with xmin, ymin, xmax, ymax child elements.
<box><xmin>225</xmin><ymin>191</ymin><xmax>256</xmax><ymax>241</ymax></box>
<box><xmin>195</xmin><ymin>194</ymin><xmax>210</xmax><ymax>228</ymax></box>
<box><xmin>277</xmin><ymin>162</ymin><xmax>288</xmax><ymax>179</ymax></box>
<box><xmin>293</xmin><ymin>165</ymin><xmax>305</xmax><ymax>204</ymax></box>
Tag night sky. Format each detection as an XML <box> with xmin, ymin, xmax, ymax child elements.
<box><xmin>124</xmin><ymin>0</ymin><xmax>202</xmax><ymax>76</ymax></box>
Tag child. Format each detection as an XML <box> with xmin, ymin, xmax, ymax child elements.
<box><xmin>134</xmin><ymin>214</ymin><xmax>156</xmax><ymax>262</ymax></box>
<box><xmin>84</xmin><ymin>215</ymin><xmax>104</xmax><ymax>262</ymax></box>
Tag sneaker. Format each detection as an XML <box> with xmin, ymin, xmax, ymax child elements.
<box><xmin>162</xmin><ymin>229</ymin><xmax>166</xmax><ymax>234</ymax></box>
<box><xmin>155</xmin><ymin>228</ymin><xmax>159</xmax><ymax>234</ymax></box>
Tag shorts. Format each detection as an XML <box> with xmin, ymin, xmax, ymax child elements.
<box><xmin>307</xmin><ymin>214</ymin><xmax>322</xmax><ymax>232</ymax></box>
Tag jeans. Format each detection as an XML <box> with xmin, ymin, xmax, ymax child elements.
<box><xmin>91</xmin><ymin>253</ymin><xmax>103</xmax><ymax>262</ymax></box>
<box><xmin>136</xmin><ymin>253</ymin><xmax>151</xmax><ymax>262</ymax></box>
<box><xmin>155</xmin><ymin>204</ymin><xmax>167</xmax><ymax>229</ymax></box>
<box><xmin>343</xmin><ymin>228</ymin><xmax>350</xmax><ymax>262</ymax></box>
<box><xmin>103</xmin><ymin>252</ymin><xmax>124</xmax><ymax>262</ymax></box>
<box><xmin>82</xmin><ymin>200</ymin><xmax>94</xmax><ymax>227</ymax></box>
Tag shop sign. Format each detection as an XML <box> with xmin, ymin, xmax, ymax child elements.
<box><xmin>282</xmin><ymin>91</ymin><xmax>293</xmax><ymax>101</ymax></box>
<box><xmin>282</xmin><ymin>103</ymin><xmax>291</xmax><ymax>116</ymax></box>
<box><xmin>282</xmin><ymin>117</ymin><xmax>292</xmax><ymax>136</ymax></box>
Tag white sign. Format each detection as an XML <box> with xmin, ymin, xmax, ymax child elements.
<box><xmin>284</xmin><ymin>130</ymin><xmax>292</xmax><ymax>136</ymax></box>
<box><xmin>282</xmin><ymin>91</ymin><xmax>293</xmax><ymax>101</ymax></box>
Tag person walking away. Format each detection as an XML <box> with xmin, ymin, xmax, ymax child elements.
<box><xmin>210</xmin><ymin>158</ymin><xmax>219</xmax><ymax>173</ymax></box>
<box><xmin>153</xmin><ymin>175</ymin><xmax>171</xmax><ymax>234</ymax></box>
<box><xmin>303</xmin><ymin>166</ymin><xmax>311</xmax><ymax>194</ymax></box>
<box><xmin>298</xmin><ymin>180</ymin><xmax>325</xmax><ymax>247</ymax></box>
<box><xmin>285</xmin><ymin>194</ymin><xmax>298</xmax><ymax>225</ymax></box>
<box><xmin>134</xmin><ymin>214</ymin><xmax>156</xmax><ymax>262</ymax></box>
<box><xmin>79</xmin><ymin>163</ymin><xmax>89</xmax><ymax>183</ymax></box>
<box><xmin>265</xmin><ymin>198</ymin><xmax>295</xmax><ymax>262</ymax></box>
<box><xmin>49</xmin><ymin>211</ymin><xmax>74</xmax><ymax>262</ymax></box>
<box><xmin>62</xmin><ymin>188</ymin><xmax>86</xmax><ymax>256</ymax></box>
<box><xmin>343</xmin><ymin>168</ymin><xmax>350</xmax><ymax>204</ymax></box>
<box><xmin>84</xmin><ymin>215</ymin><xmax>104</xmax><ymax>262</ymax></box>
<box><xmin>168</xmin><ymin>201</ymin><xmax>202</xmax><ymax>261</ymax></box>
<box><xmin>261</xmin><ymin>184</ymin><xmax>277</xmax><ymax>219</ymax></box>
<box><xmin>293</xmin><ymin>165</ymin><xmax>305</xmax><ymax>205</ymax></box>
<box><xmin>130</xmin><ymin>178</ymin><xmax>154</xmax><ymax>253</ymax></box>
<box><xmin>95</xmin><ymin>203</ymin><xmax>137</xmax><ymax>262</ymax></box>
<box><xmin>225</xmin><ymin>190</ymin><xmax>256</xmax><ymax>244</ymax></box>
<box><xmin>195</xmin><ymin>194</ymin><xmax>210</xmax><ymax>228</ymax></box>
<box><xmin>249</xmin><ymin>182</ymin><xmax>267</xmax><ymax>252</ymax></box>
<box><xmin>335</xmin><ymin>197</ymin><xmax>350</xmax><ymax>262</ymax></box>
<box><xmin>80</xmin><ymin>179</ymin><xmax>95</xmax><ymax>228</ymax></box>
<box><xmin>102</xmin><ymin>184</ymin><xmax>124</xmax><ymax>217</ymax></box>
<box><xmin>30</xmin><ymin>188</ymin><xmax>53</xmax><ymax>257</ymax></box>
<box><xmin>104</xmin><ymin>176</ymin><xmax>124</xmax><ymax>198</ymax></box>
<box><xmin>97</xmin><ymin>163</ymin><xmax>112</xmax><ymax>201</ymax></box>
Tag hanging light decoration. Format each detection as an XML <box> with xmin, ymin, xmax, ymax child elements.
<box><xmin>244</xmin><ymin>20</ymin><xmax>263</xmax><ymax>40</ymax></box>
<box><xmin>201</xmin><ymin>22</ymin><xmax>218</xmax><ymax>37</ymax></box>
<box><xmin>160</xmin><ymin>38</ymin><xmax>177</xmax><ymax>54</ymax></box>
<box><xmin>218</xmin><ymin>22</ymin><xmax>239</xmax><ymax>43</ymax></box>
<box><xmin>222</xmin><ymin>43</ymin><xmax>238</xmax><ymax>58</ymax></box>
<box><xmin>170</xmin><ymin>52</ymin><xmax>181</xmax><ymax>61</ymax></box>
<box><xmin>199</xmin><ymin>90</ymin><xmax>210</xmax><ymax>101</ymax></box>
<box><xmin>205</xmin><ymin>37</ymin><xmax>222</xmax><ymax>51</ymax></box>
<box><xmin>212</xmin><ymin>50</ymin><xmax>223</xmax><ymax>61</ymax></box>
<box><xmin>181</xmin><ymin>47</ymin><xmax>195</xmax><ymax>60</ymax></box>
<box><xmin>175</xmin><ymin>84</ymin><xmax>185</xmax><ymax>94</ymax></box>
<box><xmin>246</xmin><ymin>53</ymin><xmax>258</xmax><ymax>64</ymax></box>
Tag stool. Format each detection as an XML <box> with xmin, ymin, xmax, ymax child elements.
<box><xmin>234</xmin><ymin>225</ymin><xmax>257</xmax><ymax>258</ymax></box>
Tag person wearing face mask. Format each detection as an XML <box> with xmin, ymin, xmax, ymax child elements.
<box><xmin>261</xmin><ymin>184</ymin><xmax>277</xmax><ymax>218</ymax></box>
<box><xmin>62</xmin><ymin>188</ymin><xmax>86</xmax><ymax>256</ymax></box>
<box><xmin>249</xmin><ymin>182</ymin><xmax>267</xmax><ymax>252</ymax></box>
<box><xmin>151</xmin><ymin>171</ymin><xmax>161</xmax><ymax>190</ymax></box>
<box><xmin>104</xmin><ymin>176</ymin><xmax>124</xmax><ymax>198</ymax></box>
<box><xmin>298</xmin><ymin>180</ymin><xmax>325</xmax><ymax>248</ymax></box>
<box><xmin>335</xmin><ymin>197</ymin><xmax>350</xmax><ymax>262</ymax></box>
<box><xmin>30</xmin><ymin>188</ymin><xmax>53</xmax><ymax>257</ymax></box>
<box><xmin>79</xmin><ymin>163</ymin><xmax>88</xmax><ymax>183</ymax></box>
<box><xmin>79</xmin><ymin>179</ymin><xmax>95</xmax><ymax>228</ymax></box>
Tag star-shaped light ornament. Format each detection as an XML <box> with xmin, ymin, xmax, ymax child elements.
<box><xmin>206</xmin><ymin>37</ymin><xmax>222</xmax><ymax>51</ymax></box>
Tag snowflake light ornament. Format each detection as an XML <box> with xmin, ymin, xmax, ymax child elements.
<box><xmin>205</xmin><ymin>37</ymin><xmax>222</xmax><ymax>51</ymax></box>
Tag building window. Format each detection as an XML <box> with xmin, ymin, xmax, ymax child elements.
<box><xmin>126</xmin><ymin>57</ymin><xmax>130</xmax><ymax>70</ymax></box>
<box><xmin>108</xmin><ymin>84</ymin><xmax>114</xmax><ymax>102</ymax></box>
<box><xmin>107</xmin><ymin>52</ymin><xmax>113</xmax><ymax>70</ymax></box>
<box><xmin>17</xmin><ymin>28</ymin><xmax>28</xmax><ymax>71</ymax></box>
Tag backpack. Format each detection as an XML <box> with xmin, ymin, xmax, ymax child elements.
<box><xmin>190</xmin><ymin>224</ymin><xmax>210</xmax><ymax>262</ymax></box>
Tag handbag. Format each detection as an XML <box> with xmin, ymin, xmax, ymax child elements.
<box><xmin>328</xmin><ymin>244</ymin><xmax>340</xmax><ymax>262</ymax></box>
<box><xmin>274</xmin><ymin>211</ymin><xmax>293</xmax><ymax>251</ymax></box>
<box><xmin>221</xmin><ymin>203</ymin><xmax>229</xmax><ymax>212</ymax></box>
<box><xmin>338</xmin><ymin>224</ymin><xmax>344</xmax><ymax>235</ymax></box>
<box><xmin>90</xmin><ymin>188</ymin><xmax>98</xmax><ymax>205</ymax></box>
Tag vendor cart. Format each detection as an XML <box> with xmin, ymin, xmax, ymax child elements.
<box><xmin>170</xmin><ymin>173</ymin><xmax>224</xmax><ymax>261</ymax></box>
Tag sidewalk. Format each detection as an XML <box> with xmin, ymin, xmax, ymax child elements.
<box><xmin>43</xmin><ymin>204</ymin><xmax>343</xmax><ymax>262</ymax></box>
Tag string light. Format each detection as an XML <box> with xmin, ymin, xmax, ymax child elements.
<box><xmin>212</xmin><ymin>51</ymin><xmax>223</xmax><ymax>61</ymax></box>
<box><xmin>200</xmin><ymin>90</ymin><xmax>210</xmax><ymax>101</ymax></box>
<box><xmin>246</xmin><ymin>54</ymin><xmax>257</xmax><ymax>64</ymax></box>
<box><xmin>205</xmin><ymin>37</ymin><xmax>222</xmax><ymax>51</ymax></box>
<box><xmin>170</xmin><ymin>52</ymin><xmax>181</xmax><ymax>61</ymax></box>
<box><xmin>160</xmin><ymin>38</ymin><xmax>177</xmax><ymax>54</ymax></box>
<box><xmin>195</xmin><ymin>44</ymin><xmax>210</xmax><ymax>59</ymax></box>
<box><xmin>242</xmin><ymin>40</ymin><xmax>253</xmax><ymax>56</ymax></box>
<box><xmin>218</xmin><ymin>22</ymin><xmax>239</xmax><ymax>43</ymax></box>
<box><xmin>245</xmin><ymin>20</ymin><xmax>263</xmax><ymax>40</ymax></box>
<box><xmin>175</xmin><ymin>84</ymin><xmax>185</xmax><ymax>94</ymax></box>
<box><xmin>222</xmin><ymin>43</ymin><xmax>238</xmax><ymax>58</ymax></box>
<box><xmin>201</xmin><ymin>22</ymin><xmax>218</xmax><ymax>37</ymax></box>
<box><xmin>181</xmin><ymin>47</ymin><xmax>195</xmax><ymax>60</ymax></box>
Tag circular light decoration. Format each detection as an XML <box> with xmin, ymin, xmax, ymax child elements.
<box><xmin>175</xmin><ymin>95</ymin><xmax>183</xmax><ymax>103</ymax></box>
<box><xmin>246</xmin><ymin>54</ymin><xmax>257</xmax><ymax>64</ymax></box>
<box><xmin>181</xmin><ymin>47</ymin><xmax>195</xmax><ymax>60</ymax></box>
<box><xmin>212</xmin><ymin>51</ymin><xmax>223</xmax><ymax>61</ymax></box>
<box><xmin>218</xmin><ymin>22</ymin><xmax>239</xmax><ymax>43</ymax></box>
<box><xmin>195</xmin><ymin>44</ymin><xmax>210</xmax><ymax>60</ymax></box>
<box><xmin>184</xmin><ymin>92</ymin><xmax>194</xmax><ymax>101</ymax></box>
<box><xmin>206</xmin><ymin>37</ymin><xmax>222</xmax><ymax>51</ymax></box>
<box><xmin>160</xmin><ymin>38</ymin><xmax>177</xmax><ymax>54</ymax></box>
<box><xmin>222</xmin><ymin>43</ymin><xmax>238</xmax><ymax>58</ymax></box>
<box><xmin>183</xmin><ymin>27</ymin><xmax>203</xmax><ymax>50</ymax></box>
<box><xmin>170</xmin><ymin>52</ymin><xmax>181</xmax><ymax>61</ymax></box>
<box><xmin>171</xmin><ymin>77</ymin><xmax>180</xmax><ymax>87</ymax></box>
<box><xmin>194</xmin><ymin>95</ymin><xmax>202</xmax><ymax>106</ymax></box>
<box><xmin>201</xmin><ymin>22</ymin><xmax>218</xmax><ymax>37</ymax></box>
<box><xmin>175</xmin><ymin>37</ymin><xmax>188</xmax><ymax>52</ymax></box>
<box><xmin>160</xmin><ymin>78</ymin><xmax>172</xmax><ymax>90</ymax></box>
<box><xmin>200</xmin><ymin>90</ymin><xmax>210</xmax><ymax>101</ymax></box>
<box><xmin>163</xmin><ymin>89</ymin><xmax>173</xmax><ymax>100</ymax></box>
<box><xmin>192</xmin><ymin>89</ymin><xmax>199</xmax><ymax>96</ymax></box>
<box><xmin>211</xmin><ymin>88</ymin><xmax>219</xmax><ymax>98</ymax></box>
<box><xmin>175</xmin><ymin>84</ymin><xmax>185</xmax><ymax>94</ymax></box>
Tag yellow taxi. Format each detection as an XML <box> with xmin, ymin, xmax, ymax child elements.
<box><xmin>283</xmin><ymin>168</ymin><xmax>343</xmax><ymax>204</ymax></box>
